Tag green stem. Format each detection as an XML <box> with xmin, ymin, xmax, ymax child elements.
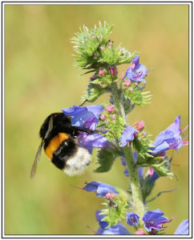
<box><xmin>110</xmin><ymin>82</ymin><xmax>126</xmax><ymax>123</ymax></box>
<box><xmin>110</xmin><ymin>82</ymin><xmax>145</xmax><ymax>221</ymax></box>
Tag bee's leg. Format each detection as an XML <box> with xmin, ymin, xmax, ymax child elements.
<box><xmin>73</xmin><ymin>126</ymin><xmax>107</xmax><ymax>135</ymax></box>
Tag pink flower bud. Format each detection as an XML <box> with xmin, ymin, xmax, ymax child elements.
<box><xmin>107</xmin><ymin>105</ymin><xmax>114</xmax><ymax>113</ymax></box>
<box><xmin>147</xmin><ymin>167</ymin><xmax>154</xmax><ymax>177</ymax></box>
<box><xmin>90</xmin><ymin>76</ymin><xmax>96</xmax><ymax>81</ymax></box>
<box><xmin>108</xmin><ymin>41</ymin><xmax>113</xmax><ymax>45</ymax></box>
<box><xmin>134</xmin><ymin>82</ymin><xmax>138</xmax><ymax>87</ymax></box>
<box><xmin>130</xmin><ymin>88</ymin><xmax>133</xmax><ymax>92</ymax></box>
<box><xmin>98</xmin><ymin>69</ymin><xmax>105</xmax><ymax>76</ymax></box>
<box><xmin>142</xmin><ymin>132</ymin><xmax>146</xmax><ymax>137</ymax></box>
<box><xmin>111</xmin><ymin>114</ymin><xmax>116</xmax><ymax>120</ymax></box>
<box><xmin>100</xmin><ymin>114</ymin><xmax>106</xmax><ymax>121</ymax></box>
<box><xmin>135</xmin><ymin>229</ymin><xmax>146</xmax><ymax>235</ymax></box>
<box><xmin>100</xmin><ymin>46</ymin><xmax>105</xmax><ymax>50</ymax></box>
<box><xmin>132</xmin><ymin>120</ymin><xmax>145</xmax><ymax>131</ymax></box>
<box><xmin>123</xmin><ymin>80</ymin><xmax>131</xmax><ymax>87</ymax></box>
<box><xmin>106</xmin><ymin>192</ymin><xmax>115</xmax><ymax>199</ymax></box>
<box><xmin>109</xmin><ymin>68</ymin><xmax>117</xmax><ymax>76</ymax></box>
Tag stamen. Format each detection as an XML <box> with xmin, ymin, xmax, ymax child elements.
<box><xmin>181</xmin><ymin>125</ymin><xmax>188</xmax><ymax>134</ymax></box>
<box><xmin>170</xmin><ymin>135</ymin><xmax>188</xmax><ymax>148</ymax></box>
<box><xmin>133</xmin><ymin>71</ymin><xmax>143</xmax><ymax>79</ymax></box>
<box><xmin>87</xmin><ymin>226</ymin><xmax>101</xmax><ymax>235</ymax></box>
<box><xmin>183</xmin><ymin>140</ymin><xmax>188</xmax><ymax>146</ymax></box>
<box><xmin>121</xmin><ymin>71</ymin><xmax>125</xmax><ymax>80</ymax></box>
<box><xmin>70</xmin><ymin>184</ymin><xmax>85</xmax><ymax>191</ymax></box>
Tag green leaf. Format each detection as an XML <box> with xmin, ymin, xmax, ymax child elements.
<box><xmin>152</xmin><ymin>160</ymin><xmax>174</xmax><ymax>178</ymax></box>
<box><xmin>122</xmin><ymin>82</ymin><xmax>152</xmax><ymax>106</ymax></box>
<box><xmin>133</xmin><ymin>132</ymin><xmax>153</xmax><ymax>159</ymax></box>
<box><xmin>71</xmin><ymin>21</ymin><xmax>114</xmax><ymax>70</ymax></box>
<box><xmin>82</xmin><ymin>82</ymin><xmax>107</xmax><ymax>102</ymax></box>
<box><xmin>100</xmin><ymin>192</ymin><xmax>129</xmax><ymax>227</ymax></box>
<box><xmin>117</xmin><ymin>48</ymin><xmax>138</xmax><ymax>65</ymax></box>
<box><xmin>94</xmin><ymin>144</ymin><xmax>121</xmax><ymax>173</ymax></box>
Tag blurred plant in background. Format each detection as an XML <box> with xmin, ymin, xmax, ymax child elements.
<box><xmin>59</xmin><ymin>22</ymin><xmax>188</xmax><ymax>235</ymax></box>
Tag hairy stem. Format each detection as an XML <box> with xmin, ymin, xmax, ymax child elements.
<box><xmin>110</xmin><ymin>82</ymin><xmax>126</xmax><ymax>123</ymax></box>
<box><xmin>110</xmin><ymin>81</ymin><xmax>145</xmax><ymax>221</ymax></box>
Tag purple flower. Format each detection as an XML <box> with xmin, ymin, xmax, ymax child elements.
<box><xmin>147</xmin><ymin>167</ymin><xmax>160</xmax><ymax>186</ymax></box>
<box><xmin>78</xmin><ymin>132</ymin><xmax>109</xmax><ymax>153</ymax></box>
<box><xmin>126</xmin><ymin>212</ymin><xmax>140</xmax><ymax>227</ymax></box>
<box><xmin>120</xmin><ymin>157</ymin><xmax>127</xmax><ymax>166</ymax></box>
<box><xmin>174</xmin><ymin>220</ymin><xmax>189</xmax><ymax>235</ymax></box>
<box><xmin>62</xmin><ymin>105</ymin><xmax>109</xmax><ymax>152</ymax></box>
<box><xmin>142</xmin><ymin>209</ymin><xmax>171</xmax><ymax>232</ymax></box>
<box><xmin>120</xmin><ymin>126</ymin><xmax>138</xmax><ymax>147</ymax></box>
<box><xmin>83</xmin><ymin>181</ymin><xmax>118</xmax><ymax>197</ymax></box>
<box><xmin>123</xmin><ymin>168</ymin><xmax>129</xmax><ymax>177</ymax></box>
<box><xmin>62</xmin><ymin>104</ymin><xmax>104</xmax><ymax>130</ymax></box>
<box><xmin>150</xmin><ymin>116</ymin><xmax>188</xmax><ymax>156</ymax></box>
<box><xmin>96</xmin><ymin>211</ymin><xmax>130</xmax><ymax>235</ymax></box>
<box><xmin>123</xmin><ymin>55</ymin><xmax>148</xmax><ymax>83</ymax></box>
<box><xmin>96</xmin><ymin>211</ymin><xmax>109</xmax><ymax>229</ymax></box>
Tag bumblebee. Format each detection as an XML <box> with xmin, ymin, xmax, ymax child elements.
<box><xmin>30</xmin><ymin>112</ymin><xmax>95</xmax><ymax>178</ymax></box>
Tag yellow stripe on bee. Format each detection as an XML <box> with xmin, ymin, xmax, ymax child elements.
<box><xmin>44</xmin><ymin>133</ymin><xmax>69</xmax><ymax>160</ymax></box>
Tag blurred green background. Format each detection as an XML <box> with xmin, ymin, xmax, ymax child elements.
<box><xmin>5</xmin><ymin>4</ymin><xmax>189</xmax><ymax>235</ymax></box>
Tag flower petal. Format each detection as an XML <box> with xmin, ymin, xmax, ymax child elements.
<box><xmin>126</xmin><ymin>212</ymin><xmax>140</xmax><ymax>227</ymax></box>
<box><xmin>120</xmin><ymin>126</ymin><xmax>137</xmax><ymax>147</ymax></box>
<box><xmin>78</xmin><ymin>132</ymin><xmax>109</xmax><ymax>152</ymax></box>
<box><xmin>174</xmin><ymin>220</ymin><xmax>189</xmax><ymax>235</ymax></box>
<box><xmin>83</xmin><ymin>181</ymin><xmax>118</xmax><ymax>197</ymax></box>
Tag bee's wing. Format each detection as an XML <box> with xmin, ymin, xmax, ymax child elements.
<box><xmin>30</xmin><ymin>140</ymin><xmax>44</xmax><ymax>179</ymax></box>
<box><xmin>44</xmin><ymin>116</ymin><xmax>53</xmax><ymax>139</ymax></box>
<box><xmin>31</xmin><ymin>116</ymin><xmax>53</xmax><ymax>179</ymax></box>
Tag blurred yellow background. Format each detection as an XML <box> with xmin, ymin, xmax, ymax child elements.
<box><xmin>5</xmin><ymin>4</ymin><xmax>189</xmax><ymax>235</ymax></box>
